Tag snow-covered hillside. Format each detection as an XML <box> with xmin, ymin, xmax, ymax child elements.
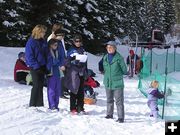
<box><xmin>0</xmin><ymin>46</ymin><xmax>165</xmax><ymax>135</ymax></box>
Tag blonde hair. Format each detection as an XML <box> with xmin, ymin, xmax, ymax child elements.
<box><xmin>150</xmin><ymin>80</ymin><xmax>159</xmax><ymax>88</ymax></box>
<box><xmin>31</xmin><ymin>24</ymin><xmax>47</xmax><ymax>39</ymax></box>
<box><xmin>52</xmin><ymin>23</ymin><xmax>63</xmax><ymax>32</ymax></box>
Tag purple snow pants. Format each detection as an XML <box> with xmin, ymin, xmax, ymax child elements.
<box><xmin>47</xmin><ymin>76</ymin><xmax>61</xmax><ymax>109</ymax></box>
<box><xmin>147</xmin><ymin>100</ymin><xmax>158</xmax><ymax>118</ymax></box>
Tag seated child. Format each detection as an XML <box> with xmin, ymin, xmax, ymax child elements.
<box><xmin>14</xmin><ymin>52</ymin><xmax>30</xmax><ymax>84</ymax></box>
<box><xmin>147</xmin><ymin>80</ymin><xmax>164</xmax><ymax>120</ymax></box>
<box><xmin>84</xmin><ymin>85</ymin><xmax>98</xmax><ymax>105</ymax></box>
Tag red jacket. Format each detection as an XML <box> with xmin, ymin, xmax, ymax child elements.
<box><xmin>84</xmin><ymin>77</ymin><xmax>99</xmax><ymax>88</ymax></box>
<box><xmin>14</xmin><ymin>59</ymin><xmax>30</xmax><ymax>81</ymax></box>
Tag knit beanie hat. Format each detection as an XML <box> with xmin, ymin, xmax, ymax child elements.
<box><xmin>73</xmin><ymin>34</ymin><xmax>82</xmax><ymax>41</ymax></box>
<box><xmin>106</xmin><ymin>41</ymin><xmax>117</xmax><ymax>47</ymax></box>
<box><xmin>18</xmin><ymin>52</ymin><xmax>25</xmax><ymax>59</ymax></box>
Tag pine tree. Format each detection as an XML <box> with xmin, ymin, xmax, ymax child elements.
<box><xmin>163</xmin><ymin>0</ymin><xmax>176</xmax><ymax>34</ymax></box>
<box><xmin>0</xmin><ymin>0</ymin><xmax>30</xmax><ymax>46</ymax></box>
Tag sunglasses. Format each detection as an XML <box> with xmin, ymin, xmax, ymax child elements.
<box><xmin>56</xmin><ymin>34</ymin><xmax>64</xmax><ymax>36</ymax></box>
<box><xmin>75</xmin><ymin>40</ymin><xmax>81</xmax><ymax>43</ymax></box>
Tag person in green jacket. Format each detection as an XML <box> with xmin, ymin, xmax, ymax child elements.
<box><xmin>103</xmin><ymin>41</ymin><xmax>127</xmax><ymax>123</ymax></box>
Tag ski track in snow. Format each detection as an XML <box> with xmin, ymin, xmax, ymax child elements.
<box><xmin>0</xmin><ymin>47</ymin><xmax>165</xmax><ymax>135</ymax></box>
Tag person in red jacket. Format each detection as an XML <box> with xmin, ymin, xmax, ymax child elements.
<box><xmin>14</xmin><ymin>52</ymin><xmax>30</xmax><ymax>84</ymax></box>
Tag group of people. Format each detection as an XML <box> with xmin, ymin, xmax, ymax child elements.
<box><xmin>13</xmin><ymin>23</ymin><xmax>164</xmax><ymax>123</ymax></box>
<box><xmin>23</xmin><ymin>24</ymin><xmax>88</xmax><ymax>114</ymax></box>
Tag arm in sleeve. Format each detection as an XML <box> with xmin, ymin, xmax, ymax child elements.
<box><xmin>25</xmin><ymin>41</ymin><xmax>40</xmax><ymax>70</ymax></box>
<box><xmin>58</xmin><ymin>44</ymin><xmax>65</xmax><ymax>67</ymax></box>
<box><xmin>126</xmin><ymin>56</ymin><xmax>129</xmax><ymax>65</ymax></box>
<box><xmin>119</xmin><ymin>57</ymin><xmax>128</xmax><ymax>75</ymax></box>
<box><xmin>150</xmin><ymin>89</ymin><xmax>164</xmax><ymax>99</ymax></box>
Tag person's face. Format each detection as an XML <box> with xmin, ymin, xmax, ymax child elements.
<box><xmin>40</xmin><ymin>30</ymin><xmax>46</xmax><ymax>38</ymax></box>
<box><xmin>106</xmin><ymin>45</ymin><xmax>116</xmax><ymax>54</ymax></box>
<box><xmin>51</xmin><ymin>43</ymin><xmax>58</xmax><ymax>50</ymax></box>
<box><xmin>55</xmin><ymin>34</ymin><xmax>64</xmax><ymax>40</ymax></box>
<box><xmin>20</xmin><ymin>55</ymin><xmax>25</xmax><ymax>62</ymax></box>
<box><xmin>74</xmin><ymin>39</ymin><xmax>82</xmax><ymax>47</ymax></box>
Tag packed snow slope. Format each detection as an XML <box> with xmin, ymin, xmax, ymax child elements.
<box><xmin>0</xmin><ymin>46</ymin><xmax>164</xmax><ymax>135</ymax></box>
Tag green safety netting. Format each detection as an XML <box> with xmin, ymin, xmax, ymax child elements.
<box><xmin>138</xmin><ymin>48</ymin><xmax>180</xmax><ymax>120</ymax></box>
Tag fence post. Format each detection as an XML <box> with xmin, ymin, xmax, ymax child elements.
<box><xmin>162</xmin><ymin>47</ymin><xmax>169</xmax><ymax>119</ymax></box>
<box><xmin>174</xmin><ymin>47</ymin><xmax>176</xmax><ymax>72</ymax></box>
<box><xmin>150</xmin><ymin>48</ymin><xmax>152</xmax><ymax>75</ymax></box>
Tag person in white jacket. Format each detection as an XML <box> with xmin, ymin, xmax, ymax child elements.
<box><xmin>47</xmin><ymin>23</ymin><xmax>63</xmax><ymax>41</ymax></box>
<box><xmin>48</xmin><ymin>24</ymin><xmax>67</xmax><ymax>56</ymax></box>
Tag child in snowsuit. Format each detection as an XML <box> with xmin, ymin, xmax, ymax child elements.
<box><xmin>14</xmin><ymin>52</ymin><xmax>30</xmax><ymax>84</ymax></box>
<box><xmin>147</xmin><ymin>80</ymin><xmax>164</xmax><ymax>120</ymax></box>
<box><xmin>46</xmin><ymin>39</ymin><xmax>65</xmax><ymax>111</ymax></box>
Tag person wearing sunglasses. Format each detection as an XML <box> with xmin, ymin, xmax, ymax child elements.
<box><xmin>64</xmin><ymin>34</ymin><xmax>88</xmax><ymax>115</ymax></box>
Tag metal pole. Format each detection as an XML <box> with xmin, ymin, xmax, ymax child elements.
<box><xmin>162</xmin><ymin>48</ymin><xmax>168</xmax><ymax>119</ymax></box>
<box><xmin>134</xmin><ymin>32</ymin><xmax>138</xmax><ymax>75</ymax></box>
<box><xmin>150</xmin><ymin>48</ymin><xmax>152</xmax><ymax>75</ymax></box>
<box><xmin>174</xmin><ymin>47</ymin><xmax>176</xmax><ymax>72</ymax></box>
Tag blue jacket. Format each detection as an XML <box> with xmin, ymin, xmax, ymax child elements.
<box><xmin>25</xmin><ymin>37</ymin><xmax>47</xmax><ymax>70</ymax></box>
<box><xmin>46</xmin><ymin>44</ymin><xmax>65</xmax><ymax>77</ymax></box>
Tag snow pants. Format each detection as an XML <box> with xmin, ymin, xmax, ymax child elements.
<box><xmin>47</xmin><ymin>76</ymin><xmax>61</xmax><ymax>109</ymax></box>
<box><xmin>147</xmin><ymin>100</ymin><xmax>158</xmax><ymax>118</ymax></box>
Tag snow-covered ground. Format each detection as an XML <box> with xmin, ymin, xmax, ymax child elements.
<box><xmin>0</xmin><ymin>46</ymin><xmax>165</xmax><ymax>135</ymax></box>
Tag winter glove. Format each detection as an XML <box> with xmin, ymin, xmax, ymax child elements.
<box><xmin>70</xmin><ymin>56</ymin><xmax>76</xmax><ymax>61</ymax></box>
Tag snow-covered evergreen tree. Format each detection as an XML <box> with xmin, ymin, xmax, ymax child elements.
<box><xmin>0</xmin><ymin>0</ymin><xmax>30</xmax><ymax>46</ymax></box>
<box><xmin>163</xmin><ymin>0</ymin><xmax>176</xmax><ymax>34</ymax></box>
<box><xmin>0</xmin><ymin>0</ymin><xmax>177</xmax><ymax>53</ymax></box>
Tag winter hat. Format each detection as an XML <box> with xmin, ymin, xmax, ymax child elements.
<box><xmin>18</xmin><ymin>52</ymin><xmax>25</xmax><ymax>59</ymax></box>
<box><xmin>106</xmin><ymin>41</ymin><xmax>117</xmax><ymax>47</ymax></box>
<box><xmin>129</xmin><ymin>50</ymin><xmax>134</xmax><ymax>55</ymax></box>
<box><xmin>48</xmin><ymin>39</ymin><xmax>58</xmax><ymax>47</ymax></box>
<box><xmin>73</xmin><ymin>34</ymin><xmax>82</xmax><ymax>42</ymax></box>
<box><xmin>54</xmin><ymin>29</ymin><xmax>65</xmax><ymax>36</ymax></box>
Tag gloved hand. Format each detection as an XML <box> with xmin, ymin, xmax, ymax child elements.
<box><xmin>70</xmin><ymin>56</ymin><xmax>76</xmax><ymax>61</ymax></box>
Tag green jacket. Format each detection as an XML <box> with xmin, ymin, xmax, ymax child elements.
<box><xmin>103</xmin><ymin>52</ymin><xmax>127</xmax><ymax>90</ymax></box>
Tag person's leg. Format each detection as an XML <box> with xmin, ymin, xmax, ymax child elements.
<box><xmin>61</xmin><ymin>77</ymin><xmax>65</xmax><ymax>96</ymax></box>
<box><xmin>36</xmin><ymin>72</ymin><xmax>44</xmax><ymax>106</ymax></box>
<box><xmin>150</xmin><ymin>101</ymin><xmax>158</xmax><ymax>119</ymax></box>
<box><xmin>29</xmin><ymin>70</ymin><xmax>39</xmax><ymax>107</ymax></box>
<box><xmin>16</xmin><ymin>72</ymin><xmax>28</xmax><ymax>82</ymax></box>
<box><xmin>47</xmin><ymin>76</ymin><xmax>56</xmax><ymax>109</ymax></box>
<box><xmin>55</xmin><ymin>77</ymin><xmax>61</xmax><ymax>109</ymax></box>
<box><xmin>77</xmin><ymin>77</ymin><xmax>85</xmax><ymax>113</ymax></box>
<box><xmin>147</xmin><ymin>101</ymin><xmax>153</xmax><ymax>116</ymax></box>
<box><xmin>60</xmin><ymin>77</ymin><xmax>69</xmax><ymax>98</ymax></box>
<box><xmin>114</xmin><ymin>89</ymin><xmax>124</xmax><ymax>121</ymax></box>
<box><xmin>105</xmin><ymin>89</ymin><xmax>114</xmax><ymax>118</ymax></box>
<box><xmin>70</xmin><ymin>92</ymin><xmax>77</xmax><ymax>111</ymax></box>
